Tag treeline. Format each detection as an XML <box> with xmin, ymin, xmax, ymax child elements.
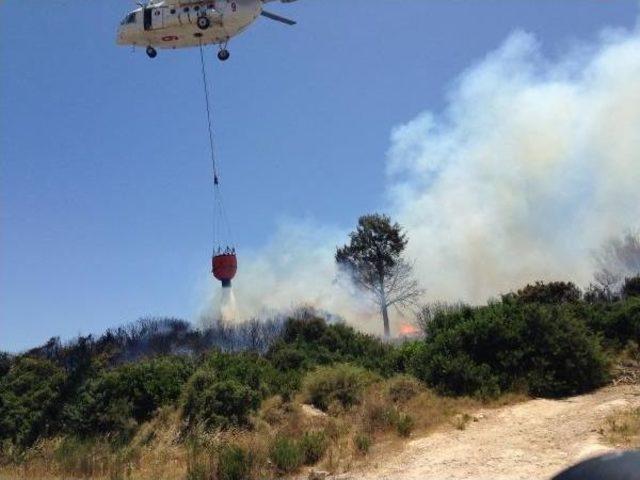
<box><xmin>0</xmin><ymin>278</ymin><xmax>638</xmax><ymax>460</ymax></box>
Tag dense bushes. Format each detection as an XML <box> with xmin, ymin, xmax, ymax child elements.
<box><xmin>182</xmin><ymin>352</ymin><xmax>282</xmax><ymax>430</ymax></box>
<box><xmin>0</xmin><ymin>353</ymin><xmax>11</xmax><ymax>378</ymax></box>
<box><xmin>183</xmin><ymin>372</ymin><xmax>261</xmax><ymax>429</ymax></box>
<box><xmin>62</xmin><ymin>356</ymin><xmax>193</xmax><ymax>439</ymax></box>
<box><xmin>268</xmin><ymin>318</ymin><xmax>397</xmax><ymax>376</ymax></box>
<box><xmin>0</xmin><ymin>318</ymin><xmax>396</xmax><ymax>449</ymax></box>
<box><xmin>507</xmin><ymin>281</ymin><xmax>582</xmax><ymax>305</ymax></box>
<box><xmin>623</xmin><ymin>276</ymin><xmax>640</xmax><ymax>298</ymax></box>
<box><xmin>580</xmin><ymin>297</ymin><xmax>640</xmax><ymax>349</ymax></box>
<box><xmin>410</xmin><ymin>301</ymin><xmax>609</xmax><ymax>398</ymax></box>
<box><xmin>0</xmin><ymin>357</ymin><xmax>67</xmax><ymax>446</ymax></box>
<box><xmin>264</xmin><ymin>317</ymin><xmax>401</xmax><ymax>402</ymax></box>
<box><xmin>302</xmin><ymin>364</ymin><xmax>380</xmax><ymax>411</ymax></box>
<box><xmin>2</xmin><ymin>280</ymin><xmax>639</xmax><ymax>458</ymax></box>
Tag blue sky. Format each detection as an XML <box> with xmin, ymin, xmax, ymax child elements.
<box><xmin>1</xmin><ymin>0</ymin><xmax>638</xmax><ymax>352</ymax></box>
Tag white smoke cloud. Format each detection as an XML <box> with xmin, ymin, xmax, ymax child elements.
<box><xmin>201</xmin><ymin>220</ymin><xmax>380</xmax><ymax>333</ymax></box>
<box><xmin>204</xmin><ymin>24</ymin><xmax>640</xmax><ymax>333</ymax></box>
<box><xmin>389</xmin><ymin>27</ymin><xmax>640</xmax><ymax>302</ymax></box>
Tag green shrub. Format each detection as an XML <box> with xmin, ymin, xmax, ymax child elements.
<box><xmin>204</xmin><ymin>349</ymin><xmax>302</xmax><ymax>401</ymax></box>
<box><xmin>412</xmin><ymin>348</ymin><xmax>501</xmax><ymax>399</ymax></box>
<box><xmin>623</xmin><ymin>276</ymin><xmax>640</xmax><ymax>298</ymax></box>
<box><xmin>269</xmin><ymin>436</ymin><xmax>302</xmax><ymax>473</ymax></box>
<box><xmin>417</xmin><ymin>302</ymin><xmax>469</xmax><ymax>336</ymax></box>
<box><xmin>581</xmin><ymin>298</ymin><xmax>640</xmax><ymax>349</ymax></box>
<box><xmin>354</xmin><ymin>433</ymin><xmax>371</xmax><ymax>455</ymax></box>
<box><xmin>217</xmin><ymin>444</ymin><xmax>252</xmax><ymax>480</ymax></box>
<box><xmin>303</xmin><ymin>364</ymin><xmax>380</xmax><ymax>411</ymax></box>
<box><xmin>182</xmin><ymin>372</ymin><xmax>261</xmax><ymax>429</ymax></box>
<box><xmin>118</xmin><ymin>356</ymin><xmax>194</xmax><ymax>421</ymax></box>
<box><xmin>0</xmin><ymin>353</ymin><xmax>11</xmax><ymax>379</ymax></box>
<box><xmin>523</xmin><ymin>306</ymin><xmax>609</xmax><ymax>397</ymax></box>
<box><xmin>201</xmin><ymin>352</ymin><xmax>276</xmax><ymax>397</ymax></box>
<box><xmin>62</xmin><ymin>356</ymin><xmax>192</xmax><ymax>439</ymax></box>
<box><xmin>269</xmin><ymin>347</ymin><xmax>310</xmax><ymax>371</ymax></box>
<box><xmin>299</xmin><ymin>431</ymin><xmax>328</xmax><ymax>465</ymax></box>
<box><xmin>388</xmin><ymin>341</ymin><xmax>423</xmax><ymax>374</ymax></box>
<box><xmin>506</xmin><ymin>281</ymin><xmax>582</xmax><ymax>305</ymax></box>
<box><xmin>411</xmin><ymin>301</ymin><xmax>608</xmax><ymax>398</ymax></box>
<box><xmin>385</xmin><ymin>375</ymin><xmax>423</xmax><ymax>403</ymax></box>
<box><xmin>395</xmin><ymin>412</ymin><xmax>414</xmax><ymax>437</ymax></box>
<box><xmin>268</xmin><ymin>318</ymin><xmax>397</xmax><ymax>376</ymax></box>
<box><xmin>0</xmin><ymin>357</ymin><xmax>67</xmax><ymax>446</ymax></box>
<box><xmin>181</xmin><ymin>351</ymin><xmax>286</xmax><ymax>430</ymax></box>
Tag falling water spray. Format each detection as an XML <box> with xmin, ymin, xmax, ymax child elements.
<box><xmin>220</xmin><ymin>286</ymin><xmax>238</xmax><ymax>322</ymax></box>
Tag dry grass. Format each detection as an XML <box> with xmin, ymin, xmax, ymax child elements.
<box><xmin>0</xmin><ymin>377</ymin><xmax>527</xmax><ymax>480</ymax></box>
<box><xmin>0</xmin><ymin>438</ymin><xmax>139</xmax><ymax>480</ymax></box>
<box><xmin>602</xmin><ymin>406</ymin><xmax>640</xmax><ymax>448</ymax></box>
<box><xmin>0</xmin><ymin>408</ymin><xmax>189</xmax><ymax>480</ymax></box>
<box><xmin>612</xmin><ymin>341</ymin><xmax>640</xmax><ymax>386</ymax></box>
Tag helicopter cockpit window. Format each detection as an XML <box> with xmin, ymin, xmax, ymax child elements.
<box><xmin>121</xmin><ymin>12</ymin><xmax>136</xmax><ymax>25</ymax></box>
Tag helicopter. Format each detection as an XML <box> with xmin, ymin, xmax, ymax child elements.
<box><xmin>117</xmin><ymin>0</ymin><xmax>297</xmax><ymax>61</ymax></box>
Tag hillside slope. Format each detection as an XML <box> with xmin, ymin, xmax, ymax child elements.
<box><xmin>339</xmin><ymin>385</ymin><xmax>640</xmax><ymax>480</ymax></box>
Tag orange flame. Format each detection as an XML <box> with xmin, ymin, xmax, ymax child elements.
<box><xmin>398</xmin><ymin>323</ymin><xmax>419</xmax><ymax>336</ymax></box>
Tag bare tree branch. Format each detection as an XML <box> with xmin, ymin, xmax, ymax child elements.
<box><xmin>593</xmin><ymin>230</ymin><xmax>640</xmax><ymax>295</ymax></box>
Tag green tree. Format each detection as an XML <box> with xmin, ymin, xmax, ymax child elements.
<box><xmin>336</xmin><ymin>214</ymin><xmax>422</xmax><ymax>338</ymax></box>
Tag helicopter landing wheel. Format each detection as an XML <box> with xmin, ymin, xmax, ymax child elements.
<box><xmin>197</xmin><ymin>16</ymin><xmax>210</xmax><ymax>30</ymax></box>
<box><xmin>146</xmin><ymin>46</ymin><xmax>157</xmax><ymax>59</ymax></box>
<box><xmin>217</xmin><ymin>49</ymin><xmax>230</xmax><ymax>61</ymax></box>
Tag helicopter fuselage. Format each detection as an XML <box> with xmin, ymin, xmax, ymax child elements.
<box><xmin>117</xmin><ymin>0</ymin><xmax>260</xmax><ymax>50</ymax></box>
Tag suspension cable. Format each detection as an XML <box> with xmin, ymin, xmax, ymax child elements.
<box><xmin>198</xmin><ymin>42</ymin><xmax>234</xmax><ymax>252</ymax></box>
<box><xmin>199</xmin><ymin>42</ymin><xmax>217</xmax><ymax>182</ymax></box>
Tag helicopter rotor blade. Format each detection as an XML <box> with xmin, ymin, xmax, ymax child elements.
<box><xmin>260</xmin><ymin>10</ymin><xmax>296</xmax><ymax>26</ymax></box>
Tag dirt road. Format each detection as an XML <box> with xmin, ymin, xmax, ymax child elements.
<box><xmin>340</xmin><ymin>385</ymin><xmax>640</xmax><ymax>480</ymax></box>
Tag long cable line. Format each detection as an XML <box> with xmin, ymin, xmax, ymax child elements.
<box><xmin>198</xmin><ymin>42</ymin><xmax>233</xmax><ymax>252</ymax></box>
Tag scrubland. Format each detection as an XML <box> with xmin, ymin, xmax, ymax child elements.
<box><xmin>1</xmin><ymin>279</ymin><xmax>638</xmax><ymax>480</ymax></box>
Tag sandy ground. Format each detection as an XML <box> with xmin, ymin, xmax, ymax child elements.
<box><xmin>337</xmin><ymin>385</ymin><xmax>640</xmax><ymax>480</ymax></box>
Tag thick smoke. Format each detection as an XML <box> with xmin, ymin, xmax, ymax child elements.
<box><xmin>204</xmin><ymin>24</ymin><xmax>640</xmax><ymax>333</ymax></box>
<box><xmin>389</xmin><ymin>27</ymin><xmax>640</xmax><ymax>302</ymax></box>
